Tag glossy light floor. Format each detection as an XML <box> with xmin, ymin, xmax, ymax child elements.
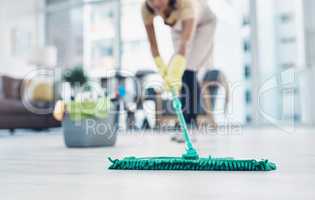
<box><xmin>1</xmin><ymin>127</ymin><xmax>315</xmax><ymax>200</ymax></box>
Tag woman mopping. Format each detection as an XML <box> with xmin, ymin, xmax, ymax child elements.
<box><xmin>142</xmin><ymin>0</ymin><xmax>217</xmax><ymax>141</ymax></box>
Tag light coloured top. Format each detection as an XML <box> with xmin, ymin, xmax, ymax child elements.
<box><xmin>141</xmin><ymin>0</ymin><xmax>198</xmax><ymax>27</ymax></box>
<box><xmin>141</xmin><ymin>0</ymin><xmax>217</xmax><ymax>32</ymax></box>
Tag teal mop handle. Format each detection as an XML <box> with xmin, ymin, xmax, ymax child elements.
<box><xmin>171</xmin><ymin>89</ymin><xmax>199</xmax><ymax>159</ymax></box>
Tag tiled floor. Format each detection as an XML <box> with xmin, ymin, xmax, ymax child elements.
<box><xmin>1</xmin><ymin>128</ymin><xmax>315</xmax><ymax>200</ymax></box>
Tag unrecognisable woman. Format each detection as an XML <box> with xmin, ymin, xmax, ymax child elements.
<box><xmin>142</xmin><ymin>0</ymin><xmax>219</xmax><ymax>139</ymax></box>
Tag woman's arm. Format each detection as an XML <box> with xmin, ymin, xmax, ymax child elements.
<box><xmin>165</xmin><ymin>18</ymin><xmax>195</xmax><ymax>92</ymax></box>
<box><xmin>177</xmin><ymin>18</ymin><xmax>195</xmax><ymax>56</ymax></box>
<box><xmin>144</xmin><ymin>23</ymin><xmax>160</xmax><ymax>58</ymax></box>
<box><xmin>145</xmin><ymin>23</ymin><xmax>168</xmax><ymax>78</ymax></box>
<box><xmin>144</xmin><ymin>19</ymin><xmax>195</xmax><ymax>58</ymax></box>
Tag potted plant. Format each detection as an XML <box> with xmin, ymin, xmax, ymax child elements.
<box><xmin>63</xmin><ymin>65</ymin><xmax>88</xmax><ymax>99</ymax></box>
<box><xmin>63</xmin><ymin>97</ymin><xmax>118</xmax><ymax>148</ymax></box>
<box><xmin>53</xmin><ymin>66</ymin><xmax>119</xmax><ymax>148</ymax></box>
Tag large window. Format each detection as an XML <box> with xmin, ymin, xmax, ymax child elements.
<box><xmin>46</xmin><ymin>3</ymin><xmax>84</xmax><ymax>68</ymax></box>
<box><xmin>121</xmin><ymin>0</ymin><xmax>150</xmax><ymax>73</ymax></box>
<box><xmin>46</xmin><ymin>0</ymin><xmax>174</xmax><ymax>74</ymax></box>
<box><xmin>83</xmin><ymin>1</ymin><xmax>120</xmax><ymax>77</ymax></box>
<box><xmin>46</xmin><ymin>0</ymin><xmax>120</xmax><ymax>77</ymax></box>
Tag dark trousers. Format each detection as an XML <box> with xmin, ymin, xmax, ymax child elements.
<box><xmin>180</xmin><ymin>70</ymin><xmax>200</xmax><ymax>125</ymax></box>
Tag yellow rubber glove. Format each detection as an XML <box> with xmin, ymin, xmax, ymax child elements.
<box><xmin>165</xmin><ymin>54</ymin><xmax>187</xmax><ymax>93</ymax></box>
<box><xmin>154</xmin><ymin>56</ymin><xmax>168</xmax><ymax>78</ymax></box>
<box><xmin>53</xmin><ymin>100</ymin><xmax>65</xmax><ymax>121</ymax></box>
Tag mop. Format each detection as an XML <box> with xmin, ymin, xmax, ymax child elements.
<box><xmin>108</xmin><ymin>90</ymin><xmax>276</xmax><ymax>171</ymax></box>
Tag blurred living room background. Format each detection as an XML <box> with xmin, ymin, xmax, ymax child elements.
<box><xmin>0</xmin><ymin>0</ymin><xmax>315</xmax><ymax>135</ymax></box>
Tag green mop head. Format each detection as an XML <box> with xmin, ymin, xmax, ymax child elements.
<box><xmin>108</xmin><ymin>90</ymin><xmax>277</xmax><ymax>171</ymax></box>
<box><xmin>108</xmin><ymin>157</ymin><xmax>276</xmax><ymax>171</ymax></box>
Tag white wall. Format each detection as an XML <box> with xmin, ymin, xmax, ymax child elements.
<box><xmin>255</xmin><ymin>0</ymin><xmax>281</xmax><ymax>124</ymax></box>
<box><xmin>301</xmin><ymin>0</ymin><xmax>315</xmax><ymax>124</ymax></box>
<box><xmin>303</xmin><ymin>0</ymin><xmax>315</xmax><ymax>68</ymax></box>
<box><xmin>210</xmin><ymin>0</ymin><xmax>246</xmax><ymax>124</ymax></box>
<box><xmin>0</xmin><ymin>0</ymin><xmax>42</xmax><ymax>78</ymax></box>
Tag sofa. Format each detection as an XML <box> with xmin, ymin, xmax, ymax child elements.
<box><xmin>0</xmin><ymin>75</ymin><xmax>60</xmax><ymax>132</ymax></box>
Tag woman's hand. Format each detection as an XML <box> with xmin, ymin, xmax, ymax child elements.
<box><xmin>165</xmin><ymin>54</ymin><xmax>187</xmax><ymax>93</ymax></box>
<box><xmin>154</xmin><ymin>56</ymin><xmax>168</xmax><ymax>78</ymax></box>
<box><xmin>144</xmin><ymin>17</ymin><xmax>195</xmax><ymax>93</ymax></box>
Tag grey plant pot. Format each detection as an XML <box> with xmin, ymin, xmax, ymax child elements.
<box><xmin>62</xmin><ymin>109</ymin><xmax>118</xmax><ymax>148</ymax></box>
